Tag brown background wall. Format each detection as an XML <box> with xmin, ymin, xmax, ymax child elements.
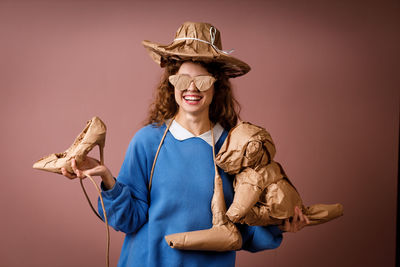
<box><xmin>0</xmin><ymin>0</ymin><xmax>398</xmax><ymax>266</ymax></box>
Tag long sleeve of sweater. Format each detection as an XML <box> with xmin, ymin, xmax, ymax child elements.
<box><xmin>240</xmin><ymin>224</ymin><xmax>283</xmax><ymax>252</ymax></box>
<box><xmin>97</xmin><ymin>126</ymin><xmax>158</xmax><ymax>234</ymax></box>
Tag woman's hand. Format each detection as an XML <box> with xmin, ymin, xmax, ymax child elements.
<box><xmin>61</xmin><ymin>157</ymin><xmax>115</xmax><ymax>190</ymax></box>
<box><xmin>278</xmin><ymin>206</ymin><xmax>310</xmax><ymax>233</ymax></box>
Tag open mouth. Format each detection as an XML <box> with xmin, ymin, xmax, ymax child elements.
<box><xmin>183</xmin><ymin>95</ymin><xmax>203</xmax><ymax>104</ymax></box>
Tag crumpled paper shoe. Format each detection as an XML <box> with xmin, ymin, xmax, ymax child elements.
<box><xmin>33</xmin><ymin>116</ymin><xmax>106</xmax><ymax>173</ymax></box>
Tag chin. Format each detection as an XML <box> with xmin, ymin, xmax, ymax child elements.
<box><xmin>180</xmin><ymin>104</ymin><xmax>210</xmax><ymax>116</ymax></box>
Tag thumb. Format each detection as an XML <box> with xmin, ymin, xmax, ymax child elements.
<box><xmin>82</xmin><ymin>168</ymin><xmax>96</xmax><ymax>178</ymax></box>
<box><xmin>82</xmin><ymin>165</ymin><xmax>105</xmax><ymax>178</ymax></box>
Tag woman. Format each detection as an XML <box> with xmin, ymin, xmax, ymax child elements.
<box><xmin>61</xmin><ymin>21</ymin><xmax>309</xmax><ymax>267</ymax></box>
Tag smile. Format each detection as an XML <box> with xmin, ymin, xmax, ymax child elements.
<box><xmin>183</xmin><ymin>95</ymin><xmax>203</xmax><ymax>102</ymax></box>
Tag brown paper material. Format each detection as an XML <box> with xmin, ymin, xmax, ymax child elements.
<box><xmin>226</xmin><ymin>168</ymin><xmax>263</xmax><ymax>222</ymax></box>
<box><xmin>32</xmin><ymin>116</ymin><xmax>106</xmax><ymax>174</ymax></box>
<box><xmin>142</xmin><ymin>22</ymin><xmax>251</xmax><ymax>78</ymax></box>
<box><xmin>165</xmin><ymin>222</ymin><xmax>241</xmax><ymax>251</ymax></box>
<box><xmin>216</xmin><ymin>121</ymin><xmax>343</xmax><ymax>227</ymax></box>
<box><xmin>305</xmin><ymin>203</ymin><xmax>344</xmax><ymax>226</ymax></box>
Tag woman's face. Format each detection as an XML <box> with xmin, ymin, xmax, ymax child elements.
<box><xmin>174</xmin><ymin>61</ymin><xmax>215</xmax><ymax>119</ymax></box>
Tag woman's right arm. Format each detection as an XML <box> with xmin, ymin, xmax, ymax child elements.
<box><xmin>62</xmin><ymin>129</ymin><xmax>152</xmax><ymax>234</ymax></box>
<box><xmin>97</xmin><ymin>177</ymin><xmax>149</xmax><ymax>234</ymax></box>
<box><xmin>96</xmin><ymin>133</ymin><xmax>152</xmax><ymax>234</ymax></box>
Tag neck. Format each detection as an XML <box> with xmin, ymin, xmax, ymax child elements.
<box><xmin>174</xmin><ymin>110</ymin><xmax>212</xmax><ymax>136</ymax></box>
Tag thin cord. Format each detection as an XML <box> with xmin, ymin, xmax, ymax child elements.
<box><xmin>210</xmin><ymin>122</ymin><xmax>218</xmax><ymax>174</ymax></box>
<box><xmin>78</xmin><ymin>141</ymin><xmax>110</xmax><ymax>267</ymax></box>
<box><xmin>79</xmin><ymin>178</ymin><xmax>103</xmax><ymax>221</ymax></box>
<box><xmin>80</xmin><ymin>174</ymin><xmax>110</xmax><ymax>267</ymax></box>
<box><xmin>149</xmin><ymin>118</ymin><xmax>174</xmax><ymax>191</ymax></box>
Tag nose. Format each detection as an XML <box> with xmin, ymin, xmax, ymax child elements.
<box><xmin>187</xmin><ymin>81</ymin><xmax>199</xmax><ymax>91</ymax></box>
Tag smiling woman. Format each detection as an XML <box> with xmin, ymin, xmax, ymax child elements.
<box><xmin>60</xmin><ymin>21</ymin><xmax>309</xmax><ymax>267</ymax></box>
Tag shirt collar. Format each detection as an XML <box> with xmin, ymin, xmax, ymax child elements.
<box><xmin>167</xmin><ymin>119</ymin><xmax>224</xmax><ymax>147</ymax></box>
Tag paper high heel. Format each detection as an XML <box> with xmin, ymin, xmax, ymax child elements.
<box><xmin>33</xmin><ymin>116</ymin><xmax>106</xmax><ymax>173</ymax></box>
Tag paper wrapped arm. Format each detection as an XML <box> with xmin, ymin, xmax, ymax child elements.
<box><xmin>216</xmin><ymin>122</ymin><xmax>343</xmax><ymax>227</ymax></box>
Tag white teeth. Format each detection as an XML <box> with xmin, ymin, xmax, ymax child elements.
<box><xmin>183</xmin><ymin>96</ymin><xmax>201</xmax><ymax>101</ymax></box>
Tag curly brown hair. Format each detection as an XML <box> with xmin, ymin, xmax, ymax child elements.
<box><xmin>145</xmin><ymin>59</ymin><xmax>241</xmax><ymax>131</ymax></box>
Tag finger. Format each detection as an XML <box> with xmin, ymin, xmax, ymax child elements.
<box><xmin>297</xmin><ymin>209</ymin><xmax>308</xmax><ymax>230</ymax></box>
<box><xmin>297</xmin><ymin>219</ymin><xmax>305</xmax><ymax>230</ymax></box>
<box><xmin>71</xmin><ymin>158</ymin><xmax>78</xmax><ymax>174</ymax></box>
<box><xmin>61</xmin><ymin>167</ymin><xmax>77</xmax><ymax>179</ymax></box>
<box><xmin>71</xmin><ymin>158</ymin><xmax>83</xmax><ymax>176</ymax></box>
<box><xmin>61</xmin><ymin>167</ymin><xmax>71</xmax><ymax>177</ymax></box>
<box><xmin>76</xmin><ymin>169</ymin><xmax>84</xmax><ymax>179</ymax></box>
<box><xmin>298</xmin><ymin>209</ymin><xmax>305</xmax><ymax>223</ymax></box>
<box><xmin>76</xmin><ymin>168</ymin><xmax>87</xmax><ymax>179</ymax></box>
<box><xmin>305</xmin><ymin>215</ymin><xmax>310</xmax><ymax>225</ymax></box>
<box><xmin>83</xmin><ymin>169</ymin><xmax>97</xmax><ymax>179</ymax></box>
<box><xmin>83</xmin><ymin>168</ymin><xmax>96</xmax><ymax>178</ymax></box>
<box><xmin>300</xmin><ymin>216</ymin><xmax>307</xmax><ymax>229</ymax></box>
<box><xmin>293</xmin><ymin>206</ymin><xmax>299</xmax><ymax>223</ymax></box>
<box><xmin>293</xmin><ymin>207</ymin><xmax>302</xmax><ymax>232</ymax></box>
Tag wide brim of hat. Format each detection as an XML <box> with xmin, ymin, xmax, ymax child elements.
<box><xmin>142</xmin><ymin>39</ymin><xmax>251</xmax><ymax>78</ymax></box>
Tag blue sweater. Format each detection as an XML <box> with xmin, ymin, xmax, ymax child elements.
<box><xmin>98</xmin><ymin>123</ymin><xmax>283</xmax><ymax>267</ymax></box>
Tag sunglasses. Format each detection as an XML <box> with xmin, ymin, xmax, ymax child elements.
<box><xmin>168</xmin><ymin>74</ymin><xmax>216</xmax><ymax>92</ymax></box>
